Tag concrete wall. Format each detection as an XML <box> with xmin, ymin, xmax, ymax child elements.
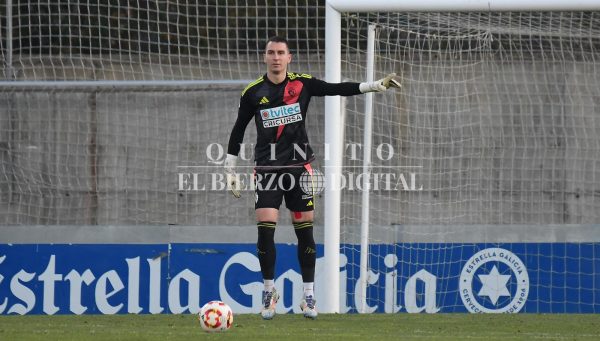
<box><xmin>2</xmin><ymin>224</ymin><xmax>600</xmax><ymax>244</ymax></box>
<box><xmin>338</xmin><ymin>60</ymin><xmax>600</xmax><ymax>232</ymax></box>
<box><xmin>1</xmin><ymin>58</ymin><xmax>600</xmax><ymax>239</ymax></box>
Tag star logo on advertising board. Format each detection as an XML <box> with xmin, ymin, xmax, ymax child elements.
<box><xmin>477</xmin><ymin>265</ymin><xmax>511</xmax><ymax>305</ymax></box>
<box><xmin>459</xmin><ymin>248</ymin><xmax>529</xmax><ymax>313</ymax></box>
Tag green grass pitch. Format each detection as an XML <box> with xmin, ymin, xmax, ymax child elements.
<box><xmin>1</xmin><ymin>313</ymin><xmax>599</xmax><ymax>340</ymax></box>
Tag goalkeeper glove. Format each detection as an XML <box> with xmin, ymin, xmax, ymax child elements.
<box><xmin>224</xmin><ymin>154</ymin><xmax>241</xmax><ymax>198</ymax></box>
<box><xmin>359</xmin><ymin>73</ymin><xmax>401</xmax><ymax>93</ymax></box>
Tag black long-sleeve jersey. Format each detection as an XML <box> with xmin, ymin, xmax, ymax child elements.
<box><xmin>227</xmin><ymin>72</ymin><xmax>362</xmax><ymax>168</ymax></box>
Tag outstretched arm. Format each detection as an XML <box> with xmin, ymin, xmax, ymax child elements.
<box><xmin>308</xmin><ymin>78</ymin><xmax>362</xmax><ymax>96</ymax></box>
<box><xmin>359</xmin><ymin>73</ymin><xmax>401</xmax><ymax>93</ymax></box>
<box><xmin>309</xmin><ymin>73</ymin><xmax>400</xmax><ymax>97</ymax></box>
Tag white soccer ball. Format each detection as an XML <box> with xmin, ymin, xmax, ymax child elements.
<box><xmin>198</xmin><ymin>300</ymin><xmax>233</xmax><ymax>332</ymax></box>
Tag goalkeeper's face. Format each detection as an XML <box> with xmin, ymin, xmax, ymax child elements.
<box><xmin>264</xmin><ymin>42</ymin><xmax>292</xmax><ymax>75</ymax></box>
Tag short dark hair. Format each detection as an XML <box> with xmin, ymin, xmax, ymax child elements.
<box><xmin>264</xmin><ymin>36</ymin><xmax>290</xmax><ymax>52</ymax></box>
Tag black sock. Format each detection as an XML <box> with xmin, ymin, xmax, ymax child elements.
<box><xmin>293</xmin><ymin>221</ymin><xmax>316</xmax><ymax>282</ymax></box>
<box><xmin>257</xmin><ymin>222</ymin><xmax>276</xmax><ymax>280</ymax></box>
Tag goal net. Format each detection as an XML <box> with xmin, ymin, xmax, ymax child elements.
<box><xmin>337</xmin><ymin>11</ymin><xmax>600</xmax><ymax>313</ymax></box>
<box><xmin>1</xmin><ymin>1</ymin><xmax>324</xmax><ymax>81</ymax></box>
<box><xmin>0</xmin><ymin>1</ymin><xmax>324</xmax><ymax>226</ymax></box>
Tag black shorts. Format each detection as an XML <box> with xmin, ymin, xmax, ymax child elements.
<box><xmin>254</xmin><ymin>164</ymin><xmax>316</xmax><ymax>212</ymax></box>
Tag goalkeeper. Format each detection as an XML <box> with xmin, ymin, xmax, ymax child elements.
<box><xmin>225</xmin><ymin>36</ymin><xmax>399</xmax><ymax>320</ymax></box>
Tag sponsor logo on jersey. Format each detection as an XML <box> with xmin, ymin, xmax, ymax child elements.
<box><xmin>260</xmin><ymin>103</ymin><xmax>302</xmax><ymax>128</ymax></box>
<box><xmin>263</xmin><ymin>115</ymin><xmax>302</xmax><ymax>128</ymax></box>
<box><xmin>259</xmin><ymin>96</ymin><xmax>269</xmax><ymax>104</ymax></box>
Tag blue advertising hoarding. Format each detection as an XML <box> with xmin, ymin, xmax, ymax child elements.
<box><xmin>0</xmin><ymin>243</ymin><xmax>598</xmax><ymax>314</ymax></box>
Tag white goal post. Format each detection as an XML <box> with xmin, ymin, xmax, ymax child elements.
<box><xmin>323</xmin><ymin>0</ymin><xmax>600</xmax><ymax>314</ymax></box>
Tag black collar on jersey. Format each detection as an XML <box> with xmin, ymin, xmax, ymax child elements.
<box><xmin>263</xmin><ymin>73</ymin><xmax>289</xmax><ymax>86</ymax></box>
